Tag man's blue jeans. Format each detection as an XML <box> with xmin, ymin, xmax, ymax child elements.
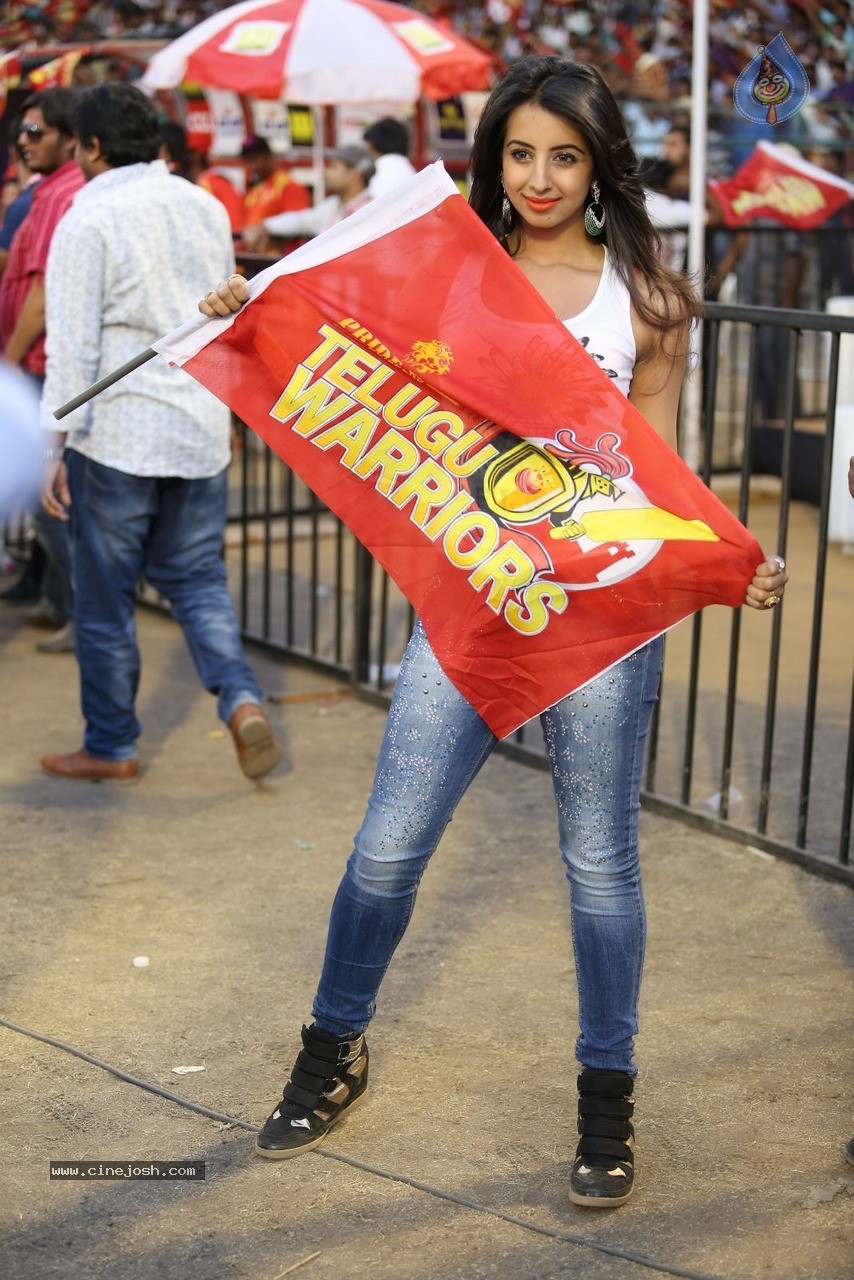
<box><xmin>313</xmin><ymin>620</ymin><xmax>663</xmax><ymax>1076</ymax></box>
<box><xmin>66</xmin><ymin>450</ymin><xmax>262</xmax><ymax>761</ymax></box>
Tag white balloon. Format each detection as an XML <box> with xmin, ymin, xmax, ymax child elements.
<box><xmin>0</xmin><ymin>360</ymin><xmax>43</xmax><ymax>520</ymax></box>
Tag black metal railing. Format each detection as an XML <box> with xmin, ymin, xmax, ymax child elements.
<box><xmin>636</xmin><ymin>303</ymin><xmax>853</xmax><ymax>883</ymax></box>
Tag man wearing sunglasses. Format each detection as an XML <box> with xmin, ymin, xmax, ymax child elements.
<box><xmin>0</xmin><ymin>89</ymin><xmax>83</xmax><ymax>375</ymax></box>
<box><xmin>0</xmin><ymin>88</ymin><xmax>82</xmax><ymax>645</ymax></box>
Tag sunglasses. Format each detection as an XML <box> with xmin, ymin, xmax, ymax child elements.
<box><xmin>18</xmin><ymin>123</ymin><xmax>56</xmax><ymax>140</ymax></box>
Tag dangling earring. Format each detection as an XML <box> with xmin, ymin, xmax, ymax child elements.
<box><xmin>500</xmin><ymin>176</ymin><xmax>513</xmax><ymax>233</ymax></box>
<box><xmin>584</xmin><ymin>180</ymin><xmax>606</xmax><ymax>237</ymax></box>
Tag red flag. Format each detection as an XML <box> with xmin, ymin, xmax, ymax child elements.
<box><xmin>26</xmin><ymin>48</ymin><xmax>89</xmax><ymax>91</ymax></box>
<box><xmin>709</xmin><ymin>141</ymin><xmax>854</xmax><ymax>229</ymax></box>
<box><xmin>157</xmin><ymin>164</ymin><xmax>761</xmax><ymax>738</ymax></box>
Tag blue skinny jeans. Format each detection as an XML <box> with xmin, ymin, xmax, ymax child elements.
<box><xmin>313</xmin><ymin>620</ymin><xmax>664</xmax><ymax>1076</ymax></box>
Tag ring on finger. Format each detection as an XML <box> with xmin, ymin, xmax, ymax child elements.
<box><xmin>764</xmin><ymin>593</ymin><xmax>780</xmax><ymax>608</ymax></box>
<box><xmin>772</xmin><ymin>555</ymin><xmax>786</xmax><ymax>572</ymax></box>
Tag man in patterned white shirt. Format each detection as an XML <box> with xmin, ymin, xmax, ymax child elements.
<box><xmin>40</xmin><ymin>82</ymin><xmax>279</xmax><ymax>783</ymax></box>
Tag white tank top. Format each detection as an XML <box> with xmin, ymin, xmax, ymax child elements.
<box><xmin>563</xmin><ymin>250</ymin><xmax>636</xmax><ymax>398</ymax></box>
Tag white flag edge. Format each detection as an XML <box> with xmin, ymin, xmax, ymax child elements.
<box><xmin>756</xmin><ymin>140</ymin><xmax>854</xmax><ymax>197</ymax></box>
<box><xmin>154</xmin><ymin>160</ymin><xmax>461</xmax><ymax>366</ymax></box>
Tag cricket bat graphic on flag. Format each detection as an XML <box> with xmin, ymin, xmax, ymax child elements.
<box><xmin>155</xmin><ymin>163</ymin><xmax>761</xmax><ymax>738</ymax></box>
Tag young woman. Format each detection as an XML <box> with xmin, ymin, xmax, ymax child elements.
<box><xmin>201</xmin><ymin>56</ymin><xmax>788</xmax><ymax>1208</ymax></box>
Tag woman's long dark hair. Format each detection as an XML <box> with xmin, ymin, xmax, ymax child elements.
<box><xmin>469</xmin><ymin>56</ymin><xmax>700</xmax><ymax>334</ymax></box>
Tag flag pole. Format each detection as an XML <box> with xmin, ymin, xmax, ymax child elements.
<box><xmin>683</xmin><ymin>0</ymin><xmax>709</xmax><ymax>473</ymax></box>
<box><xmin>53</xmin><ymin>346</ymin><xmax>157</xmax><ymax>420</ymax></box>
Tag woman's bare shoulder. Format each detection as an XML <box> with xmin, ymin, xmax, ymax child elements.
<box><xmin>630</xmin><ymin>270</ymin><xmax>694</xmax><ymax>363</ymax></box>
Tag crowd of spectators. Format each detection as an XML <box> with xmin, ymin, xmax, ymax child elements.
<box><xmin>3</xmin><ymin>0</ymin><xmax>851</xmax><ymax>105</ymax></box>
<box><xmin>417</xmin><ymin>0</ymin><xmax>852</xmax><ymax>159</ymax></box>
<box><xmin>1</xmin><ymin>1</ymin><xmax>852</xmax><ymax>165</ymax></box>
<box><xmin>417</xmin><ymin>2</ymin><xmax>850</xmax><ymax>100</ymax></box>
<box><xmin>1</xmin><ymin>1</ymin><xmax>220</xmax><ymax>48</ymax></box>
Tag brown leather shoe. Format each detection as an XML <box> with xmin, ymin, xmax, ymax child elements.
<box><xmin>229</xmin><ymin>702</ymin><xmax>280</xmax><ymax>779</ymax></box>
<box><xmin>41</xmin><ymin>749</ymin><xmax>139</xmax><ymax>781</ymax></box>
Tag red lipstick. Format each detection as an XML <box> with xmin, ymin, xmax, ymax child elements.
<box><xmin>523</xmin><ymin>196</ymin><xmax>560</xmax><ymax>211</ymax></box>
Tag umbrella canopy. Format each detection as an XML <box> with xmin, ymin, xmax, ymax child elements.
<box><xmin>141</xmin><ymin>0</ymin><xmax>494</xmax><ymax>103</ymax></box>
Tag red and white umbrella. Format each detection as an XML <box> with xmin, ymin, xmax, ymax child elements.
<box><xmin>141</xmin><ymin>0</ymin><xmax>494</xmax><ymax>103</ymax></box>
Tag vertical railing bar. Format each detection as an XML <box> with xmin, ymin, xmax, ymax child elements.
<box><xmin>718</xmin><ymin>609</ymin><xmax>743</xmax><ymax>821</ymax></box>
<box><xmin>737</xmin><ymin>320</ymin><xmax>763</xmax><ymax>824</ymax></box>
<box><xmin>738</xmin><ymin>321</ymin><xmax>758</xmax><ymax>528</ymax></box>
<box><xmin>703</xmin><ymin>316</ymin><xmax>738</xmax><ymax>822</ymax></box>
<box><xmin>309</xmin><ymin>490</ymin><xmax>319</xmax><ymax>655</ymax></box>
<box><xmin>703</xmin><ymin>316</ymin><xmax>721</xmax><ymax>442</ymax></box>
<box><xmin>278</xmin><ymin>446</ymin><xmax>287</xmax><ymax>520</ymax></box>
<box><xmin>797</xmin><ymin>332</ymin><xmax>840</xmax><ymax>848</ymax></box>
<box><xmin>352</xmin><ymin>541</ymin><xmax>374</xmax><ymax>685</ymax></box>
<box><xmin>717</xmin><ymin>319</ymin><xmax>755</xmax><ymax>821</ymax></box>
<box><xmin>262</xmin><ymin>446</ymin><xmax>272</xmax><ymax>638</ymax></box>
<box><xmin>681</xmin><ymin>605</ymin><xmax>703</xmax><ymax>806</ymax></box>
<box><xmin>377</xmin><ymin>570</ymin><xmax>390</xmax><ymax>691</ymax></box>
<box><xmin>680</xmin><ymin>324</ymin><xmax>718</xmax><ymax>809</ymax></box>
<box><xmin>334</xmin><ymin>520</ymin><xmax>344</xmax><ymax>666</ymax></box>
<box><xmin>756</xmin><ymin>326</ymin><xmax>796</xmax><ymax>833</ymax></box>
<box><xmin>840</xmin><ymin>667</ymin><xmax>854</xmax><ymax>866</ymax></box>
<box><xmin>644</xmin><ymin>648</ymin><xmax>663</xmax><ymax>791</ymax></box>
<box><xmin>285</xmin><ymin>468</ymin><xmax>295</xmax><ymax>648</ymax></box>
<box><xmin>238</xmin><ymin>419</ymin><xmax>249</xmax><ymax>634</ymax></box>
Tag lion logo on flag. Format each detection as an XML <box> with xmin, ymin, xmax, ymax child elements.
<box><xmin>407</xmin><ymin>338</ymin><xmax>454</xmax><ymax>376</ymax></box>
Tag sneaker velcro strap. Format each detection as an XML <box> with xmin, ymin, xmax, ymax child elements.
<box><xmin>577</xmin><ymin>1069</ymin><xmax>634</xmax><ymax>1094</ymax></box>
<box><xmin>579</xmin><ymin>1095</ymin><xmax>634</xmax><ymax>1119</ymax></box>
<box><xmin>293</xmin><ymin>1049</ymin><xmax>339</xmax><ymax>1080</ymax></box>
<box><xmin>289</xmin><ymin>1070</ymin><xmax>331</xmax><ymax>1100</ymax></box>
<box><xmin>283</xmin><ymin>1080</ymin><xmax>327</xmax><ymax>1111</ymax></box>
<box><xmin>577</xmin><ymin>1134</ymin><xmax>634</xmax><ymax>1162</ymax></box>
<box><xmin>578</xmin><ymin>1115</ymin><xmax>634</xmax><ymax>1140</ymax></box>
<box><xmin>302</xmin><ymin>1026</ymin><xmax>362</xmax><ymax>1055</ymax></box>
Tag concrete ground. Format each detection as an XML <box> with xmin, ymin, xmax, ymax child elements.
<box><xmin>0</xmin><ymin>597</ymin><xmax>852</xmax><ymax>1280</ymax></box>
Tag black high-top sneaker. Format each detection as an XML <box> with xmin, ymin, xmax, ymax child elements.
<box><xmin>569</xmin><ymin>1067</ymin><xmax>635</xmax><ymax>1207</ymax></box>
<box><xmin>255</xmin><ymin>1024</ymin><xmax>369</xmax><ymax>1159</ymax></box>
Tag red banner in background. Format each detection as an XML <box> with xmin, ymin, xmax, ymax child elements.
<box><xmin>709</xmin><ymin>141</ymin><xmax>854</xmax><ymax>229</ymax></box>
<box><xmin>156</xmin><ymin>165</ymin><xmax>761</xmax><ymax>738</ymax></box>
<box><xmin>182</xmin><ymin>90</ymin><xmax>215</xmax><ymax>155</ymax></box>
